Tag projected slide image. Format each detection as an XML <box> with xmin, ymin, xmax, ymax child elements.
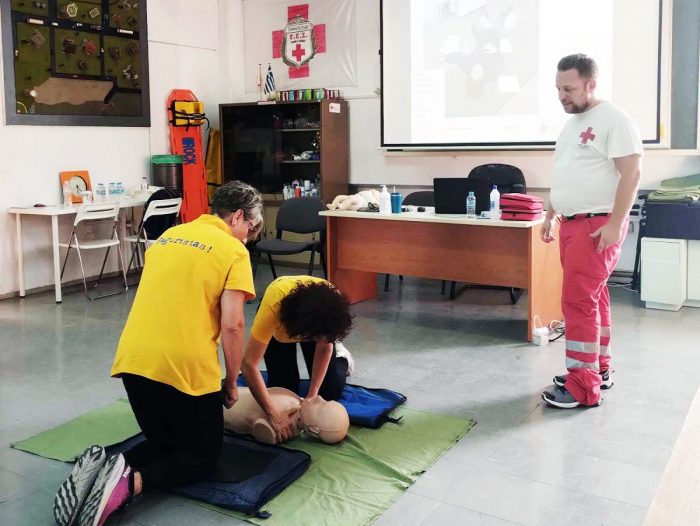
<box><xmin>422</xmin><ymin>0</ymin><xmax>539</xmax><ymax>118</ymax></box>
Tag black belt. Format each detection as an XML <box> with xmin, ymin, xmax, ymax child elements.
<box><xmin>563</xmin><ymin>213</ymin><xmax>610</xmax><ymax>221</ymax></box>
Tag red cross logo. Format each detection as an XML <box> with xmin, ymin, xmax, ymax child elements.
<box><xmin>272</xmin><ymin>4</ymin><xmax>326</xmax><ymax>79</ymax></box>
<box><xmin>580</xmin><ymin>127</ymin><xmax>596</xmax><ymax>144</ymax></box>
<box><xmin>292</xmin><ymin>43</ymin><xmax>306</xmax><ymax>63</ymax></box>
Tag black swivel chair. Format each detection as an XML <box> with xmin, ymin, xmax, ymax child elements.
<box><xmin>445</xmin><ymin>164</ymin><xmax>527</xmax><ymax>303</ymax></box>
<box><xmin>468</xmin><ymin>163</ymin><xmax>526</xmax><ymax>194</ymax></box>
<box><xmin>254</xmin><ymin>197</ymin><xmax>327</xmax><ymax>279</ymax></box>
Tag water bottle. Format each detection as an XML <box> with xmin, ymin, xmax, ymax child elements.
<box><xmin>489</xmin><ymin>185</ymin><xmax>501</xmax><ymax>220</ymax></box>
<box><xmin>96</xmin><ymin>183</ymin><xmax>106</xmax><ymax>202</ymax></box>
<box><xmin>116</xmin><ymin>182</ymin><xmax>124</xmax><ymax>198</ymax></box>
<box><xmin>378</xmin><ymin>185</ymin><xmax>391</xmax><ymax>215</ymax></box>
<box><xmin>466</xmin><ymin>191</ymin><xmax>476</xmax><ymax>218</ymax></box>
<box><xmin>141</xmin><ymin>176</ymin><xmax>148</xmax><ymax>190</ymax></box>
<box><xmin>63</xmin><ymin>180</ymin><xmax>73</xmax><ymax>208</ymax></box>
<box><xmin>108</xmin><ymin>182</ymin><xmax>116</xmax><ymax>200</ymax></box>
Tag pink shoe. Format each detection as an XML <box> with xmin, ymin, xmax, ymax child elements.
<box><xmin>78</xmin><ymin>454</ymin><xmax>133</xmax><ymax>526</ymax></box>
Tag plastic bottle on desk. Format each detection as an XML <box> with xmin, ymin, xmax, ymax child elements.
<box><xmin>378</xmin><ymin>185</ymin><xmax>392</xmax><ymax>215</ymax></box>
<box><xmin>108</xmin><ymin>182</ymin><xmax>116</xmax><ymax>200</ymax></box>
<box><xmin>466</xmin><ymin>191</ymin><xmax>476</xmax><ymax>218</ymax></box>
<box><xmin>96</xmin><ymin>183</ymin><xmax>107</xmax><ymax>202</ymax></box>
<box><xmin>63</xmin><ymin>180</ymin><xmax>73</xmax><ymax>208</ymax></box>
<box><xmin>489</xmin><ymin>185</ymin><xmax>501</xmax><ymax>220</ymax></box>
<box><xmin>116</xmin><ymin>182</ymin><xmax>124</xmax><ymax>199</ymax></box>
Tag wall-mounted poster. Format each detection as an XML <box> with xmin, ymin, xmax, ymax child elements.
<box><xmin>1</xmin><ymin>0</ymin><xmax>150</xmax><ymax>126</ymax></box>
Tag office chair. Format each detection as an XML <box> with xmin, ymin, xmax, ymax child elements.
<box><xmin>448</xmin><ymin>163</ymin><xmax>528</xmax><ymax>303</ymax></box>
<box><xmin>59</xmin><ymin>202</ymin><xmax>128</xmax><ymax>300</ymax></box>
<box><xmin>125</xmin><ymin>196</ymin><xmax>182</xmax><ymax>276</ymax></box>
<box><xmin>253</xmin><ymin>197</ymin><xmax>327</xmax><ymax>279</ymax></box>
<box><xmin>468</xmin><ymin>163</ymin><xmax>526</xmax><ymax>194</ymax></box>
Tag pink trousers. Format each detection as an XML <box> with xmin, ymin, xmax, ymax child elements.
<box><xmin>559</xmin><ymin>215</ymin><xmax>628</xmax><ymax>406</ymax></box>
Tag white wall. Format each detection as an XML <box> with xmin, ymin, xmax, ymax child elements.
<box><xmin>224</xmin><ymin>0</ymin><xmax>700</xmax><ymax>189</ymax></box>
<box><xmin>223</xmin><ymin>0</ymin><xmax>700</xmax><ymax>272</ymax></box>
<box><xmin>0</xmin><ymin>0</ymin><xmax>222</xmax><ymax>296</ymax></box>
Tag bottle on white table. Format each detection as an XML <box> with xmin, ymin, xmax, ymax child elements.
<box><xmin>378</xmin><ymin>185</ymin><xmax>391</xmax><ymax>215</ymax></box>
<box><xmin>63</xmin><ymin>181</ymin><xmax>73</xmax><ymax>209</ymax></box>
<box><xmin>489</xmin><ymin>185</ymin><xmax>501</xmax><ymax>220</ymax></box>
<box><xmin>95</xmin><ymin>183</ymin><xmax>107</xmax><ymax>202</ymax></box>
<box><xmin>466</xmin><ymin>191</ymin><xmax>476</xmax><ymax>218</ymax></box>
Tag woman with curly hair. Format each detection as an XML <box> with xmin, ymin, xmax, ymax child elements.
<box><xmin>241</xmin><ymin>276</ymin><xmax>353</xmax><ymax>443</ymax></box>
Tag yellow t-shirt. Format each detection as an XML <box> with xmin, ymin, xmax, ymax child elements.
<box><xmin>111</xmin><ymin>214</ymin><xmax>255</xmax><ymax>396</ymax></box>
<box><xmin>250</xmin><ymin>276</ymin><xmax>329</xmax><ymax>344</ymax></box>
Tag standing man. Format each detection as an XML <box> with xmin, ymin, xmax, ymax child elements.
<box><xmin>54</xmin><ymin>181</ymin><xmax>262</xmax><ymax>526</ymax></box>
<box><xmin>541</xmin><ymin>54</ymin><xmax>642</xmax><ymax>409</ymax></box>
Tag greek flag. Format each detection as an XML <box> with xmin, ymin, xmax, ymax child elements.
<box><xmin>263</xmin><ymin>64</ymin><xmax>275</xmax><ymax>95</ymax></box>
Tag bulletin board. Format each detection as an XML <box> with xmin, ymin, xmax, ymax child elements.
<box><xmin>1</xmin><ymin>0</ymin><xmax>150</xmax><ymax>126</ymax></box>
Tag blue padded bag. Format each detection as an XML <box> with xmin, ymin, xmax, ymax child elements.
<box><xmin>108</xmin><ymin>434</ymin><xmax>310</xmax><ymax>517</ymax></box>
<box><xmin>238</xmin><ymin>374</ymin><xmax>407</xmax><ymax>429</ymax></box>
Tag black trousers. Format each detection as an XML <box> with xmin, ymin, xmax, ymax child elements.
<box><xmin>264</xmin><ymin>338</ymin><xmax>348</xmax><ymax>401</ymax></box>
<box><xmin>121</xmin><ymin>373</ymin><xmax>223</xmax><ymax>490</ymax></box>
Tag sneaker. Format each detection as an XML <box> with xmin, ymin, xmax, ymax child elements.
<box><xmin>542</xmin><ymin>385</ymin><xmax>600</xmax><ymax>409</ymax></box>
<box><xmin>78</xmin><ymin>454</ymin><xmax>133</xmax><ymax>526</ymax></box>
<box><xmin>553</xmin><ymin>370</ymin><xmax>613</xmax><ymax>390</ymax></box>
<box><xmin>335</xmin><ymin>341</ymin><xmax>354</xmax><ymax>377</ymax></box>
<box><xmin>53</xmin><ymin>445</ymin><xmax>106</xmax><ymax>526</ymax></box>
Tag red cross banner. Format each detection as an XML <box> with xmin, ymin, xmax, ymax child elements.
<box><xmin>243</xmin><ymin>0</ymin><xmax>357</xmax><ymax>92</ymax></box>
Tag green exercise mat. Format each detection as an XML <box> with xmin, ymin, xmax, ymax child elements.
<box><xmin>10</xmin><ymin>398</ymin><xmax>141</xmax><ymax>462</ymax></box>
<box><xmin>10</xmin><ymin>400</ymin><xmax>473</xmax><ymax>526</ymax></box>
<box><xmin>205</xmin><ymin>406</ymin><xmax>474</xmax><ymax>526</ymax></box>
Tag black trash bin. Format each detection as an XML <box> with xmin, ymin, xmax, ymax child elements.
<box><xmin>151</xmin><ymin>155</ymin><xmax>183</xmax><ymax>193</ymax></box>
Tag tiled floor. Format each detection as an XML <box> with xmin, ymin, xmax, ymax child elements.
<box><xmin>1</xmin><ymin>267</ymin><xmax>698</xmax><ymax>525</ymax></box>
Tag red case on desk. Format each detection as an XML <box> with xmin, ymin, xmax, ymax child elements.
<box><xmin>500</xmin><ymin>193</ymin><xmax>544</xmax><ymax>210</ymax></box>
<box><xmin>501</xmin><ymin>211</ymin><xmax>543</xmax><ymax>221</ymax></box>
<box><xmin>500</xmin><ymin>193</ymin><xmax>544</xmax><ymax>221</ymax></box>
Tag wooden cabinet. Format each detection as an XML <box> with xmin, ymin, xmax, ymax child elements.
<box><xmin>220</xmin><ymin>100</ymin><xmax>347</xmax><ymax>269</ymax></box>
<box><xmin>219</xmin><ymin>100</ymin><xmax>349</xmax><ymax>204</ymax></box>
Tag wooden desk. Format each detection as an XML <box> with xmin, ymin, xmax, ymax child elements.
<box><xmin>320</xmin><ymin>210</ymin><xmax>563</xmax><ymax>341</ymax></box>
<box><xmin>9</xmin><ymin>198</ymin><xmax>146</xmax><ymax>303</ymax></box>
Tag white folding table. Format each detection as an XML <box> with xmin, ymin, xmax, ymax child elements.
<box><xmin>8</xmin><ymin>197</ymin><xmax>147</xmax><ymax>303</ymax></box>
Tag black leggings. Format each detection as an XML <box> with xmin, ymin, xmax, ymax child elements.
<box><xmin>264</xmin><ymin>338</ymin><xmax>348</xmax><ymax>400</ymax></box>
<box><xmin>121</xmin><ymin>374</ymin><xmax>223</xmax><ymax>490</ymax></box>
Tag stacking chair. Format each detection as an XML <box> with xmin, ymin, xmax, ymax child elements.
<box><xmin>59</xmin><ymin>202</ymin><xmax>128</xmax><ymax>300</ymax></box>
<box><xmin>254</xmin><ymin>197</ymin><xmax>327</xmax><ymax>279</ymax></box>
<box><xmin>125</xmin><ymin>197</ymin><xmax>182</xmax><ymax>276</ymax></box>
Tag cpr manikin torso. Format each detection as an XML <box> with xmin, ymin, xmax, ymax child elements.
<box><xmin>223</xmin><ymin>387</ymin><xmax>349</xmax><ymax>445</ymax></box>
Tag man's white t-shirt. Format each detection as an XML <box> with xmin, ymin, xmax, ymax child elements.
<box><xmin>550</xmin><ymin>101</ymin><xmax>643</xmax><ymax>217</ymax></box>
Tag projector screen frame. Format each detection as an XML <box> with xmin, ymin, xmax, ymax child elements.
<box><xmin>379</xmin><ymin>0</ymin><xmax>668</xmax><ymax>151</ymax></box>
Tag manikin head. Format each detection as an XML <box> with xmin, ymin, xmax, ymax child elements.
<box><xmin>299</xmin><ymin>396</ymin><xmax>350</xmax><ymax>444</ymax></box>
<box><xmin>555</xmin><ymin>54</ymin><xmax>599</xmax><ymax>114</ymax></box>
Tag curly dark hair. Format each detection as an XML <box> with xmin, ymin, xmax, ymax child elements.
<box><xmin>279</xmin><ymin>282</ymin><xmax>353</xmax><ymax>342</ymax></box>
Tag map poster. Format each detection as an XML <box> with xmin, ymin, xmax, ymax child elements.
<box><xmin>1</xmin><ymin>0</ymin><xmax>150</xmax><ymax>126</ymax></box>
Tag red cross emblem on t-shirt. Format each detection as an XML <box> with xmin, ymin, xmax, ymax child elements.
<box><xmin>272</xmin><ymin>4</ymin><xmax>326</xmax><ymax>79</ymax></box>
<box><xmin>579</xmin><ymin>127</ymin><xmax>596</xmax><ymax>144</ymax></box>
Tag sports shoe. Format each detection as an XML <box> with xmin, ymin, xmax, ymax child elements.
<box><xmin>53</xmin><ymin>445</ymin><xmax>106</xmax><ymax>526</ymax></box>
<box><xmin>553</xmin><ymin>370</ymin><xmax>613</xmax><ymax>390</ymax></box>
<box><xmin>335</xmin><ymin>341</ymin><xmax>354</xmax><ymax>377</ymax></box>
<box><xmin>542</xmin><ymin>385</ymin><xmax>600</xmax><ymax>409</ymax></box>
<box><xmin>78</xmin><ymin>453</ymin><xmax>133</xmax><ymax>526</ymax></box>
